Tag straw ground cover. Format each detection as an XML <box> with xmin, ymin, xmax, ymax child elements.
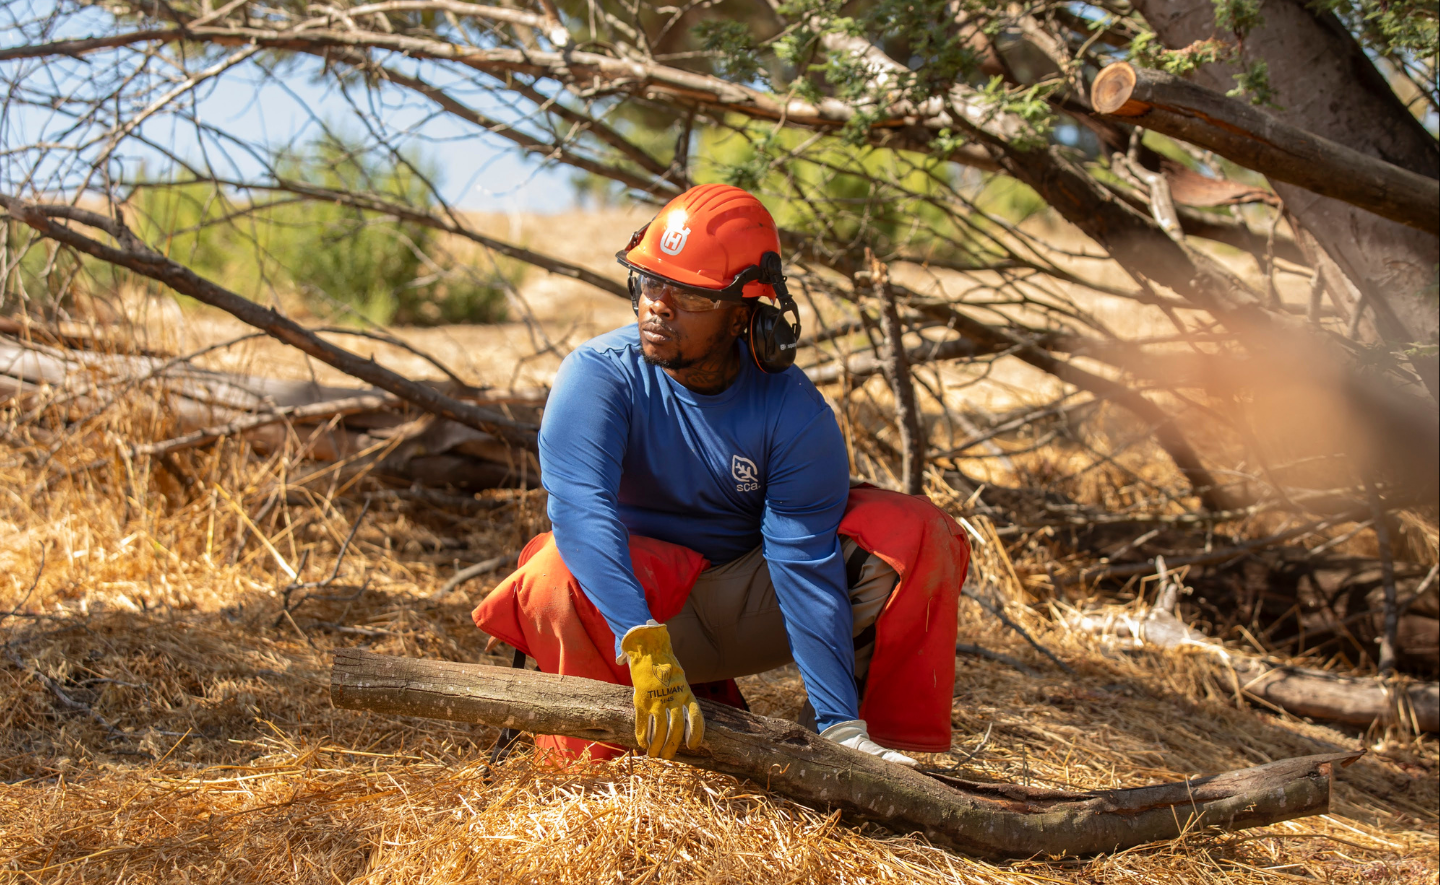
<box><xmin>1</xmin><ymin>378</ymin><xmax>1434</xmax><ymax>884</ymax></box>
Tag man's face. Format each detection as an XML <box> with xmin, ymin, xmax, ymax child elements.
<box><xmin>636</xmin><ymin>278</ymin><xmax>750</xmax><ymax>369</ymax></box>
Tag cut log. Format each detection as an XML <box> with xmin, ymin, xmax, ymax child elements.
<box><xmin>331</xmin><ymin>648</ymin><xmax>1357</xmax><ymax>859</ymax></box>
<box><xmin>1090</xmin><ymin>62</ymin><xmax>1440</xmax><ymax>237</ymax></box>
<box><xmin>1065</xmin><ymin>606</ymin><xmax>1439</xmax><ymax>732</ymax></box>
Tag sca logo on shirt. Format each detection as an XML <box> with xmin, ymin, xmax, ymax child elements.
<box><xmin>731</xmin><ymin>455</ymin><xmax>760</xmax><ymax>492</ymax></box>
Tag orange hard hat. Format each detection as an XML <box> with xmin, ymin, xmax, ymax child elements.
<box><xmin>616</xmin><ymin>184</ymin><xmax>781</xmax><ymax>301</ymax></box>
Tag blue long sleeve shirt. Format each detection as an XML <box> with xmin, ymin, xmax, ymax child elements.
<box><xmin>539</xmin><ymin>325</ymin><xmax>858</xmax><ymax>730</ymax></box>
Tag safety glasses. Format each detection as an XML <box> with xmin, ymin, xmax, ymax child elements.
<box><xmin>635</xmin><ymin>273</ymin><xmax>730</xmax><ymax>312</ymax></box>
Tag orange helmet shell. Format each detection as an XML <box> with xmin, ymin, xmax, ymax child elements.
<box><xmin>622</xmin><ymin>184</ymin><xmax>781</xmax><ymax>299</ymax></box>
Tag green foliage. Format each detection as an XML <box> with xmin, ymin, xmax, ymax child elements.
<box><xmin>717</xmin><ymin>130</ymin><xmax>782</xmax><ymax>193</ymax></box>
<box><xmin>699</xmin><ymin>118</ymin><xmax>1018</xmax><ymax>265</ymax></box>
<box><xmin>863</xmin><ymin>0</ymin><xmax>981</xmax><ymax>100</ymax></box>
<box><xmin>132</xmin><ymin>139</ymin><xmax>509</xmax><ymax>326</ymax></box>
<box><xmin>694</xmin><ymin>20</ymin><xmax>767</xmax><ymax>84</ymax></box>
<box><xmin>1227</xmin><ymin>60</ymin><xmax>1280</xmax><ymax>107</ymax></box>
<box><xmin>769</xmin><ymin>0</ymin><xmax>993</xmax><ymax>143</ymax></box>
<box><xmin>1212</xmin><ymin>0</ymin><xmax>1265</xmax><ymax>37</ymax></box>
<box><xmin>1129</xmin><ymin>33</ymin><xmax>1232</xmax><ymax>75</ymax></box>
<box><xmin>981</xmin><ymin>77</ymin><xmax>1057</xmax><ymax>151</ymax></box>
<box><xmin>972</xmin><ymin>174</ymin><xmax>1046</xmax><ymax>222</ymax></box>
<box><xmin>928</xmin><ymin>127</ymin><xmax>971</xmax><ymax>157</ymax></box>
<box><xmin>1309</xmin><ymin>0</ymin><xmax>1438</xmax><ymax>60</ymax></box>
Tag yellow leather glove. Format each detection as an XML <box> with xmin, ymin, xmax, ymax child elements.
<box><xmin>619</xmin><ymin>620</ymin><xmax>704</xmax><ymax>759</ymax></box>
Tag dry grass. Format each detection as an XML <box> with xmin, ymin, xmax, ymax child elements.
<box><xmin>1</xmin><ymin>331</ymin><xmax>1436</xmax><ymax>884</ymax></box>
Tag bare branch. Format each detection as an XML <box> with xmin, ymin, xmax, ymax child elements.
<box><xmin>0</xmin><ymin>196</ymin><xmax>538</xmax><ymax>449</ymax></box>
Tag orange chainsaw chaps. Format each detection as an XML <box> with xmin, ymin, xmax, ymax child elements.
<box><xmin>472</xmin><ymin>488</ymin><xmax>968</xmax><ymax>760</ymax></box>
<box><xmin>842</xmin><ymin>486</ymin><xmax>970</xmax><ymax>753</ymax></box>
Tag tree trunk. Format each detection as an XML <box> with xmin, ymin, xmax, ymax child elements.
<box><xmin>1091</xmin><ymin>62</ymin><xmax>1439</xmax><ymax>236</ymax></box>
<box><xmin>331</xmin><ymin>648</ymin><xmax>1357</xmax><ymax>859</ymax></box>
<box><xmin>1130</xmin><ymin>0</ymin><xmax>1440</xmax><ymax>398</ymax></box>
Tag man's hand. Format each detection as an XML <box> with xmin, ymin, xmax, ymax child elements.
<box><xmin>620</xmin><ymin>620</ymin><xmax>704</xmax><ymax>758</ymax></box>
<box><xmin>820</xmin><ymin>719</ymin><xmax>918</xmax><ymax>767</ymax></box>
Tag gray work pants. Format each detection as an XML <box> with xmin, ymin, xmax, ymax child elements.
<box><xmin>665</xmin><ymin>538</ymin><xmax>898</xmax><ymax>687</ymax></box>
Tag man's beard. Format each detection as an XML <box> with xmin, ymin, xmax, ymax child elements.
<box><xmin>641</xmin><ymin>351</ymin><xmax>699</xmax><ymax>370</ymax></box>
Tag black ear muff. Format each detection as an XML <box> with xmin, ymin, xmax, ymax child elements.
<box><xmin>748</xmin><ymin>251</ymin><xmax>801</xmax><ymax>374</ymax></box>
<box><xmin>747</xmin><ymin>301</ymin><xmax>799</xmax><ymax>373</ymax></box>
<box><xmin>746</xmin><ymin>253</ymin><xmax>801</xmax><ymax>374</ymax></box>
<box><xmin>628</xmin><ymin>273</ymin><xmax>640</xmax><ymax>316</ymax></box>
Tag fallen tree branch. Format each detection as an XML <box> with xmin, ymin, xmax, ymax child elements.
<box><xmin>133</xmin><ymin>393</ymin><xmax>398</xmax><ymax>459</ymax></box>
<box><xmin>1063</xmin><ymin>606</ymin><xmax>1439</xmax><ymax>732</ymax></box>
<box><xmin>1091</xmin><ymin>62</ymin><xmax>1440</xmax><ymax>236</ymax></box>
<box><xmin>430</xmin><ymin>552</ymin><xmax>517</xmax><ymax>601</ymax></box>
<box><xmin>5</xmin><ymin>647</ymin><xmax>121</xmax><ymax>737</ymax></box>
<box><xmin>955</xmin><ymin>642</ymin><xmax>1040</xmax><ymax>676</ymax></box>
<box><xmin>0</xmin><ymin>196</ymin><xmax>537</xmax><ymax>451</ymax></box>
<box><xmin>1105</xmin><ymin>179</ymin><xmax>1307</xmax><ymax>266</ymax></box>
<box><xmin>1073</xmin><ymin>511</ymin><xmax>1361</xmax><ymax>582</ymax></box>
<box><xmin>331</xmin><ymin>649</ymin><xmax>1356</xmax><ymax>858</ymax></box>
<box><xmin>903</xmin><ymin>293</ymin><xmax>1235</xmax><ymax>511</ymax></box>
<box><xmin>803</xmin><ymin>335</ymin><xmax>1000</xmax><ymax>384</ymax></box>
<box><xmin>969</xmin><ymin>592</ymin><xmax>1076</xmax><ymax>675</ymax></box>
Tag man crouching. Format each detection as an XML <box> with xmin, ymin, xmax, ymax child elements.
<box><xmin>473</xmin><ymin>184</ymin><xmax>970</xmax><ymax>764</ymax></box>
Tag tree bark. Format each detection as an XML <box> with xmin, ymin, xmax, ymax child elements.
<box><xmin>1091</xmin><ymin>62</ymin><xmax>1439</xmax><ymax>236</ymax></box>
<box><xmin>1129</xmin><ymin>0</ymin><xmax>1440</xmax><ymax>399</ymax></box>
<box><xmin>331</xmin><ymin>648</ymin><xmax>1357</xmax><ymax>859</ymax></box>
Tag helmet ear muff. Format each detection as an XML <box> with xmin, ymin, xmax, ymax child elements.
<box><xmin>628</xmin><ymin>273</ymin><xmax>640</xmax><ymax>316</ymax></box>
<box><xmin>748</xmin><ymin>299</ymin><xmax>800</xmax><ymax>374</ymax></box>
<box><xmin>747</xmin><ymin>250</ymin><xmax>801</xmax><ymax>374</ymax></box>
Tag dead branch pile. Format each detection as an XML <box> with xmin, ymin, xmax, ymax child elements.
<box><xmin>1</xmin><ymin>330</ymin><xmax>542</xmax><ymax>493</ymax></box>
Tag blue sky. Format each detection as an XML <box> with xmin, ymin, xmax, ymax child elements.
<box><xmin>1</xmin><ymin>0</ymin><xmax>581</xmax><ymax>214</ymax></box>
<box><xmin>185</xmin><ymin>66</ymin><xmax>579</xmax><ymax>214</ymax></box>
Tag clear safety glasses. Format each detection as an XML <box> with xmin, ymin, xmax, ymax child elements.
<box><xmin>635</xmin><ymin>273</ymin><xmax>730</xmax><ymax>312</ymax></box>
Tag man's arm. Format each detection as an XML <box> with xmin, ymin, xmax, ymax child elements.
<box><xmin>761</xmin><ymin>397</ymin><xmax>858</xmax><ymax>732</ymax></box>
<box><xmin>540</xmin><ymin>349</ymin><xmax>653</xmax><ymax>652</ymax></box>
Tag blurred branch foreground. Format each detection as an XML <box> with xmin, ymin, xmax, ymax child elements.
<box><xmin>332</xmin><ymin>648</ymin><xmax>1357</xmax><ymax>858</ymax></box>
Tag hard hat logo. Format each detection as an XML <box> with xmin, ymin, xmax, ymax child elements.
<box><xmin>659</xmin><ymin>224</ymin><xmax>691</xmax><ymax>255</ymax></box>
